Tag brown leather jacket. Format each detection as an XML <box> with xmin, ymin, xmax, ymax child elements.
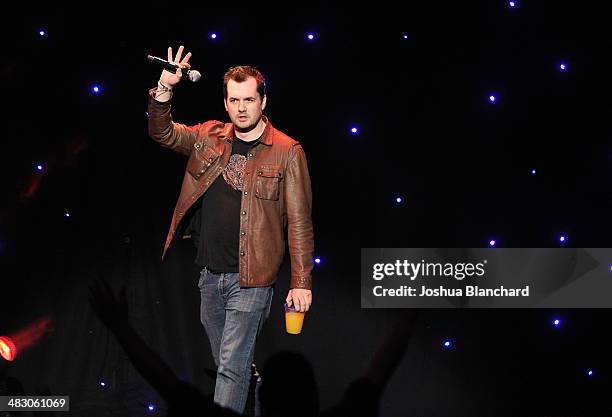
<box><xmin>147</xmin><ymin>89</ymin><xmax>314</xmax><ymax>289</ymax></box>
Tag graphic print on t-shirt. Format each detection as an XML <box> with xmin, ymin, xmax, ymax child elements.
<box><xmin>222</xmin><ymin>154</ymin><xmax>247</xmax><ymax>191</ymax></box>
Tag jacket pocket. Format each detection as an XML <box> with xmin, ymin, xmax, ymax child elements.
<box><xmin>255</xmin><ymin>164</ymin><xmax>283</xmax><ymax>200</ymax></box>
<box><xmin>186</xmin><ymin>143</ymin><xmax>220</xmax><ymax>179</ymax></box>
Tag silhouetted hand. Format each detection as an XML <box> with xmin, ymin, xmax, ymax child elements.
<box><xmin>88</xmin><ymin>278</ymin><xmax>128</xmax><ymax>331</ymax></box>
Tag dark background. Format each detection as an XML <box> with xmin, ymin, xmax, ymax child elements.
<box><xmin>1</xmin><ymin>3</ymin><xmax>611</xmax><ymax>416</ymax></box>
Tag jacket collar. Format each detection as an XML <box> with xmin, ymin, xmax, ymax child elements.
<box><xmin>220</xmin><ymin>115</ymin><xmax>274</xmax><ymax>146</ymax></box>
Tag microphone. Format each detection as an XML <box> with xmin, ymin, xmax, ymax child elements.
<box><xmin>147</xmin><ymin>55</ymin><xmax>202</xmax><ymax>82</ymax></box>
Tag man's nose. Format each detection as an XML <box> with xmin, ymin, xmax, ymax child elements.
<box><xmin>238</xmin><ymin>101</ymin><xmax>247</xmax><ymax>112</ymax></box>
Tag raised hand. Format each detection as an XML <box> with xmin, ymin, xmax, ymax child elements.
<box><xmin>159</xmin><ymin>45</ymin><xmax>192</xmax><ymax>87</ymax></box>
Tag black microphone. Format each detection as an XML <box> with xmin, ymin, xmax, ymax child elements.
<box><xmin>147</xmin><ymin>55</ymin><xmax>202</xmax><ymax>82</ymax></box>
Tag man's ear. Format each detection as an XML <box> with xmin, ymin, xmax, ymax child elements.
<box><xmin>261</xmin><ymin>95</ymin><xmax>267</xmax><ymax>111</ymax></box>
<box><xmin>223</xmin><ymin>98</ymin><xmax>228</xmax><ymax>112</ymax></box>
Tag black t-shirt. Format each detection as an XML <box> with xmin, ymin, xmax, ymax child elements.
<box><xmin>194</xmin><ymin>134</ymin><xmax>260</xmax><ymax>272</ymax></box>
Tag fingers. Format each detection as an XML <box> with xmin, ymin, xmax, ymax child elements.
<box><xmin>164</xmin><ymin>46</ymin><xmax>191</xmax><ymax>83</ymax></box>
<box><xmin>304</xmin><ymin>298</ymin><xmax>311</xmax><ymax>312</ymax></box>
<box><xmin>174</xmin><ymin>45</ymin><xmax>184</xmax><ymax>64</ymax></box>
<box><xmin>286</xmin><ymin>289</ymin><xmax>312</xmax><ymax>312</ymax></box>
<box><xmin>301</xmin><ymin>293</ymin><xmax>312</xmax><ymax>313</ymax></box>
<box><xmin>294</xmin><ymin>295</ymin><xmax>311</xmax><ymax>313</ymax></box>
<box><xmin>167</xmin><ymin>46</ymin><xmax>192</xmax><ymax>66</ymax></box>
<box><xmin>180</xmin><ymin>51</ymin><xmax>191</xmax><ymax>65</ymax></box>
<box><xmin>286</xmin><ymin>289</ymin><xmax>293</xmax><ymax>307</ymax></box>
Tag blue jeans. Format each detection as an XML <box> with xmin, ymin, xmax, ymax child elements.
<box><xmin>198</xmin><ymin>267</ymin><xmax>274</xmax><ymax>414</ymax></box>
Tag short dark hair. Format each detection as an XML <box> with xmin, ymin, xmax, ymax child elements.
<box><xmin>223</xmin><ymin>66</ymin><xmax>267</xmax><ymax>100</ymax></box>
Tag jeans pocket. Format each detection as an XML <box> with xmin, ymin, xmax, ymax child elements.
<box><xmin>235</xmin><ymin>286</ymin><xmax>273</xmax><ymax>313</ymax></box>
<box><xmin>198</xmin><ymin>268</ymin><xmax>216</xmax><ymax>288</ymax></box>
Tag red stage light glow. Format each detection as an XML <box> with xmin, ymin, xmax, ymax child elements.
<box><xmin>0</xmin><ymin>317</ymin><xmax>54</xmax><ymax>362</ymax></box>
<box><xmin>0</xmin><ymin>336</ymin><xmax>16</xmax><ymax>361</ymax></box>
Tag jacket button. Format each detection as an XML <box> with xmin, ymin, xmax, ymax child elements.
<box><xmin>240</xmin><ymin>252</ymin><xmax>245</xmax><ymax>256</ymax></box>
<box><xmin>248</xmin><ymin>153</ymin><xmax>253</xmax><ymax>157</ymax></box>
<box><xmin>241</xmin><ymin>231</ymin><xmax>246</xmax><ymax>236</ymax></box>
<box><xmin>243</xmin><ymin>191</ymin><xmax>248</xmax><ymax>195</ymax></box>
<box><xmin>242</xmin><ymin>211</ymin><xmax>246</xmax><ymax>215</ymax></box>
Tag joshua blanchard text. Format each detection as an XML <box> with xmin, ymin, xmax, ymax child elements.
<box><xmin>373</xmin><ymin>285</ymin><xmax>530</xmax><ymax>297</ymax></box>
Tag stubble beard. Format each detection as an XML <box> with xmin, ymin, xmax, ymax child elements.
<box><xmin>234</xmin><ymin>114</ymin><xmax>262</xmax><ymax>133</ymax></box>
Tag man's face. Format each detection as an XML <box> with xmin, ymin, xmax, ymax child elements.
<box><xmin>224</xmin><ymin>77</ymin><xmax>267</xmax><ymax>133</ymax></box>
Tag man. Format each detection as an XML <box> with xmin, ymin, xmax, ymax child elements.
<box><xmin>147</xmin><ymin>45</ymin><xmax>314</xmax><ymax>414</ymax></box>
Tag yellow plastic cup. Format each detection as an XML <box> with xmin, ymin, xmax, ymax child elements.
<box><xmin>284</xmin><ymin>302</ymin><xmax>305</xmax><ymax>334</ymax></box>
